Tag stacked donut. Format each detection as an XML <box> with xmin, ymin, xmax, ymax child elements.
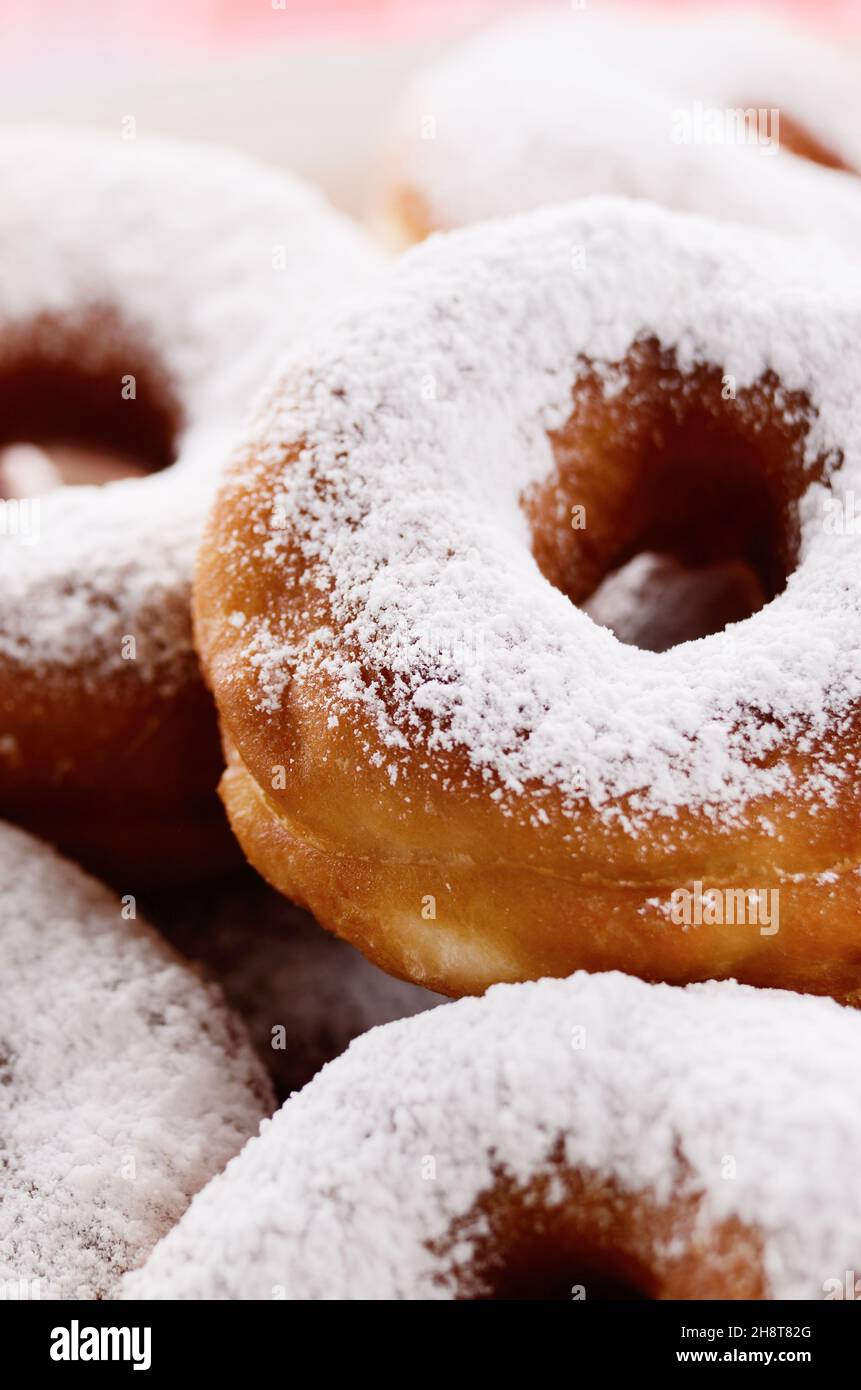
<box><xmin>0</xmin><ymin>126</ymin><xmax>435</xmax><ymax>1300</ymax></box>
<box><xmin>7</xmin><ymin>4</ymin><xmax>861</xmax><ymax>1304</ymax></box>
<box><xmin>0</xmin><ymin>128</ymin><xmax>381</xmax><ymax>882</ymax></box>
<box><xmin>196</xmin><ymin>198</ymin><xmax>861</xmax><ymax>1003</ymax></box>
<box><xmin>381</xmin><ymin>5</ymin><xmax>861</xmax><ymax>247</ymax></box>
<box><xmin>125</xmin><ymin>974</ymin><xmax>861</xmax><ymax>1301</ymax></box>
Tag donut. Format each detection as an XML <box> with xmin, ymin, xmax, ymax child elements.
<box><xmin>0</xmin><ymin>820</ymin><xmax>272</xmax><ymax>1300</ymax></box>
<box><xmin>122</xmin><ymin>971</ymin><xmax>861</xmax><ymax>1300</ymax></box>
<box><xmin>150</xmin><ymin>870</ymin><xmax>442</xmax><ymax>1100</ymax></box>
<box><xmin>0</xmin><ymin>127</ymin><xmax>380</xmax><ymax>883</ymax></box>
<box><xmin>195</xmin><ymin>198</ymin><xmax>861</xmax><ymax>1000</ymax></box>
<box><xmin>380</xmin><ymin>7</ymin><xmax>861</xmax><ymax>248</ymax></box>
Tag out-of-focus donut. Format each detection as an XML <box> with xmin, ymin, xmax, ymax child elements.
<box><xmin>381</xmin><ymin>7</ymin><xmax>861</xmax><ymax>248</ymax></box>
<box><xmin>0</xmin><ymin>821</ymin><xmax>272</xmax><ymax>1300</ymax></box>
<box><xmin>0</xmin><ymin>127</ymin><xmax>380</xmax><ymax>883</ymax></box>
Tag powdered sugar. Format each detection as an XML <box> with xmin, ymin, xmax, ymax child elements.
<box><xmin>0</xmin><ymin>127</ymin><xmax>381</xmax><ymax>688</ymax></box>
<box><xmin>390</xmin><ymin>6</ymin><xmax>861</xmax><ymax>246</ymax></box>
<box><xmin>0</xmin><ymin>821</ymin><xmax>272</xmax><ymax>1300</ymax></box>
<box><xmin>122</xmin><ymin>971</ymin><xmax>861</xmax><ymax>1300</ymax></box>
<box><xmin>222</xmin><ymin>198</ymin><xmax>861</xmax><ymax>830</ymax></box>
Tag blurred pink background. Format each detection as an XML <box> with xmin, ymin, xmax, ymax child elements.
<box><xmin>0</xmin><ymin>0</ymin><xmax>855</xmax><ymax>219</ymax></box>
<box><xmin>0</xmin><ymin>0</ymin><xmax>857</xmax><ymax>72</ymax></box>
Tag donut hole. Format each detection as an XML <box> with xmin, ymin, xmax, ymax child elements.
<box><xmin>527</xmin><ymin>340</ymin><xmax>829</xmax><ymax>650</ymax></box>
<box><xmin>474</xmin><ymin>1239</ymin><xmax>653</xmax><ymax>1302</ymax></box>
<box><xmin>746</xmin><ymin>105</ymin><xmax>855</xmax><ymax>174</ymax></box>
<box><xmin>0</xmin><ymin>344</ymin><xmax>179</xmax><ymax>498</ymax></box>
<box><xmin>581</xmin><ymin>551</ymin><xmax>766</xmax><ymax>653</ymax></box>
<box><xmin>438</xmin><ymin>1163</ymin><xmax>766</xmax><ymax>1302</ymax></box>
<box><xmin>440</xmin><ymin>1172</ymin><xmax>659</xmax><ymax>1301</ymax></box>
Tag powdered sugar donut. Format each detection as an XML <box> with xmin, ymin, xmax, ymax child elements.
<box><xmin>123</xmin><ymin>971</ymin><xmax>861</xmax><ymax>1300</ymax></box>
<box><xmin>0</xmin><ymin>127</ymin><xmax>380</xmax><ymax>882</ymax></box>
<box><xmin>0</xmin><ymin>820</ymin><xmax>272</xmax><ymax>1300</ymax></box>
<box><xmin>382</xmin><ymin>7</ymin><xmax>861</xmax><ymax>248</ymax></box>
<box><xmin>151</xmin><ymin>870</ymin><xmax>441</xmax><ymax>1101</ymax></box>
<box><xmin>195</xmin><ymin>197</ymin><xmax>861</xmax><ymax>999</ymax></box>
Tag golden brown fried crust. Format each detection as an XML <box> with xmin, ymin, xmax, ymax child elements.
<box><xmin>0</xmin><ymin>656</ymin><xmax>238</xmax><ymax>885</ymax></box>
<box><xmin>214</xmin><ymin>742</ymin><xmax>861</xmax><ymax>1001</ymax></box>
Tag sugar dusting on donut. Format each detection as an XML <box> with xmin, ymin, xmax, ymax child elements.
<box><xmin>122</xmin><ymin>971</ymin><xmax>861</xmax><ymax>1300</ymax></box>
<box><xmin>0</xmin><ymin>821</ymin><xmax>272</xmax><ymax>1299</ymax></box>
<box><xmin>0</xmin><ymin>128</ymin><xmax>381</xmax><ymax>689</ymax></box>
<box><xmin>222</xmin><ymin>198</ymin><xmax>861</xmax><ymax>832</ymax></box>
<box><xmin>387</xmin><ymin>7</ymin><xmax>861</xmax><ymax>245</ymax></box>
